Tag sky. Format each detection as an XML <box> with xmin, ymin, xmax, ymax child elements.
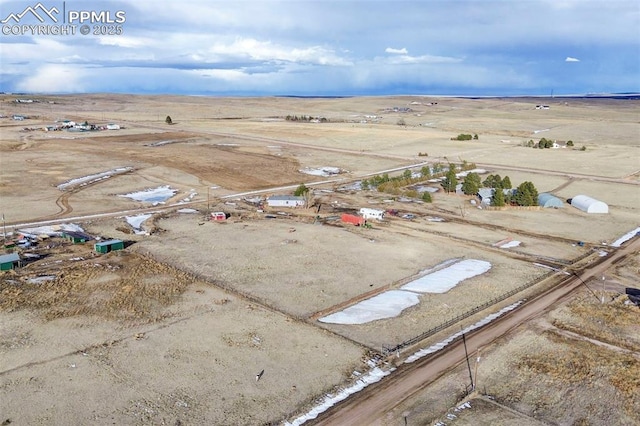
<box><xmin>0</xmin><ymin>0</ymin><xmax>638</xmax><ymax>96</ymax></box>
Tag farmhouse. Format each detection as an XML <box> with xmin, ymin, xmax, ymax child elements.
<box><xmin>478</xmin><ymin>188</ymin><xmax>494</xmax><ymax>205</ymax></box>
<box><xmin>477</xmin><ymin>188</ymin><xmax>516</xmax><ymax>206</ymax></box>
<box><xmin>266</xmin><ymin>195</ymin><xmax>305</xmax><ymax>208</ymax></box>
<box><xmin>0</xmin><ymin>253</ymin><xmax>21</xmax><ymax>271</ymax></box>
<box><xmin>570</xmin><ymin>195</ymin><xmax>609</xmax><ymax>214</ymax></box>
<box><xmin>538</xmin><ymin>193</ymin><xmax>564</xmax><ymax>208</ymax></box>
<box><xmin>94</xmin><ymin>239</ymin><xmax>124</xmax><ymax>254</ymax></box>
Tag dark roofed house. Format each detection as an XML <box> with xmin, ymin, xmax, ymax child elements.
<box><xmin>0</xmin><ymin>253</ymin><xmax>21</xmax><ymax>271</ymax></box>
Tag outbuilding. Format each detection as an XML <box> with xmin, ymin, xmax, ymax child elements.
<box><xmin>538</xmin><ymin>193</ymin><xmax>564</xmax><ymax>208</ymax></box>
<box><xmin>570</xmin><ymin>195</ymin><xmax>608</xmax><ymax>214</ymax></box>
<box><xmin>266</xmin><ymin>195</ymin><xmax>305</xmax><ymax>208</ymax></box>
<box><xmin>0</xmin><ymin>253</ymin><xmax>21</xmax><ymax>271</ymax></box>
<box><xmin>210</xmin><ymin>211</ymin><xmax>229</xmax><ymax>221</ymax></box>
<box><xmin>94</xmin><ymin>239</ymin><xmax>124</xmax><ymax>254</ymax></box>
<box><xmin>62</xmin><ymin>230</ymin><xmax>95</xmax><ymax>244</ymax></box>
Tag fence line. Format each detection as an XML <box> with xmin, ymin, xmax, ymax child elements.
<box><xmin>382</xmin><ymin>269</ymin><xmax>556</xmax><ymax>355</ymax></box>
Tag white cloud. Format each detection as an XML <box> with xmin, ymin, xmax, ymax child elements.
<box><xmin>565</xmin><ymin>56</ymin><xmax>580</xmax><ymax>62</ymax></box>
<box><xmin>385</xmin><ymin>47</ymin><xmax>408</xmax><ymax>54</ymax></box>
<box><xmin>16</xmin><ymin>64</ymin><xmax>86</xmax><ymax>93</ymax></box>
<box><xmin>206</xmin><ymin>37</ymin><xmax>352</xmax><ymax>66</ymax></box>
<box><xmin>383</xmin><ymin>54</ymin><xmax>462</xmax><ymax>65</ymax></box>
<box><xmin>98</xmin><ymin>36</ymin><xmax>154</xmax><ymax>49</ymax></box>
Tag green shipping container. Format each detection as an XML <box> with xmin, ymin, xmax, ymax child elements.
<box><xmin>94</xmin><ymin>239</ymin><xmax>124</xmax><ymax>253</ymax></box>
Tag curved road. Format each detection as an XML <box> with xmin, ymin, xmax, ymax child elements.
<box><xmin>309</xmin><ymin>237</ymin><xmax>640</xmax><ymax>425</ymax></box>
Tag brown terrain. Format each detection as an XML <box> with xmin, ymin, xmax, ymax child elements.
<box><xmin>0</xmin><ymin>94</ymin><xmax>638</xmax><ymax>425</ymax></box>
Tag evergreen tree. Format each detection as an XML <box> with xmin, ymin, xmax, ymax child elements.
<box><xmin>492</xmin><ymin>188</ymin><xmax>506</xmax><ymax>206</ymax></box>
<box><xmin>461</xmin><ymin>172</ymin><xmax>481</xmax><ymax>195</ymax></box>
<box><xmin>501</xmin><ymin>176</ymin><xmax>512</xmax><ymax>189</ymax></box>
<box><xmin>421</xmin><ymin>191</ymin><xmax>432</xmax><ymax>202</ymax></box>
<box><xmin>483</xmin><ymin>174</ymin><xmax>503</xmax><ymax>189</ymax></box>
<box><xmin>165</xmin><ymin>115</ymin><xmax>172</xmax><ymax>125</ymax></box>
<box><xmin>513</xmin><ymin>181</ymin><xmax>538</xmax><ymax>206</ymax></box>
<box><xmin>441</xmin><ymin>164</ymin><xmax>458</xmax><ymax>193</ymax></box>
<box><xmin>294</xmin><ymin>183</ymin><xmax>309</xmax><ymax>196</ymax></box>
<box><xmin>421</xmin><ymin>166</ymin><xmax>431</xmax><ymax>178</ymax></box>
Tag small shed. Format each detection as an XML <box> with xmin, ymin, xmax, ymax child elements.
<box><xmin>266</xmin><ymin>195</ymin><xmax>305</xmax><ymax>208</ymax></box>
<box><xmin>0</xmin><ymin>253</ymin><xmax>21</xmax><ymax>271</ymax></box>
<box><xmin>94</xmin><ymin>239</ymin><xmax>124</xmax><ymax>254</ymax></box>
<box><xmin>570</xmin><ymin>195</ymin><xmax>608</xmax><ymax>214</ymax></box>
<box><xmin>538</xmin><ymin>193</ymin><xmax>564</xmax><ymax>208</ymax></box>
<box><xmin>210</xmin><ymin>211</ymin><xmax>228</xmax><ymax>221</ymax></box>
<box><xmin>62</xmin><ymin>231</ymin><xmax>94</xmax><ymax>244</ymax></box>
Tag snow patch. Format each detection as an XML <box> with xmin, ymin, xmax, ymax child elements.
<box><xmin>119</xmin><ymin>185</ymin><xmax>177</xmax><ymax>205</ymax></box>
<box><xmin>401</xmin><ymin>259</ymin><xmax>491</xmax><ymax>293</ymax></box>
<box><xmin>57</xmin><ymin>167</ymin><xmax>132</xmax><ymax>191</ymax></box>
<box><xmin>610</xmin><ymin>226</ymin><xmax>640</xmax><ymax>247</ymax></box>
<box><xmin>284</xmin><ymin>366</ymin><xmax>394</xmax><ymax>426</ymax></box>
<box><xmin>499</xmin><ymin>240</ymin><xmax>521</xmax><ymax>249</ymax></box>
<box><xmin>319</xmin><ymin>291</ymin><xmax>420</xmax><ymax>325</ymax></box>
<box><xmin>299</xmin><ymin>166</ymin><xmax>343</xmax><ymax>177</ymax></box>
<box><xmin>125</xmin><ymin>214</ymin><xmax>152</xmax><ymax>234</ymax></box>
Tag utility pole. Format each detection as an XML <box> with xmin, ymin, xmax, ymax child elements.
<box><xmin>2</xmin><ymin>213</ymin><xmax>6</xmax><ymax>246</ymax></box>
<box><xmin>474</xmin><ymin>349</ymin><xmax>481</xmax><ymax>392</ymax></box>
<box><xmin>601</xmin><ymin>276</ymin><xmax>606</xmax><ymax>304</ymax></box>
<box><xmin>572</xmin><ymin>271</ymin><xmax>600</xmax><ymax>302</ymax></box>
<box><xmin>462</xmin><ymin>332</ymin><xmax>474</xmax><ymax>392</ymax></box>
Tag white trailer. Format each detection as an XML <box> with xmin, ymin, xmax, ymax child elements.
<box><xmin>359</xmin><ymin>208</ymin><xmax>385</xmax><ymax>220</ymax></box>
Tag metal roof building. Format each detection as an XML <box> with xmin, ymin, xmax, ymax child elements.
<box><xmin>0</xmin><ymin>253</ymin><xmax>21</xmax><ymax>271</ymax></box>
<box><xmin>94</xmin><ymin>239</ymin><xmax>124</xmax><ymax>254</ymax></box>
<box><xmin>266</xmin><ymin>195</ymin><xmax>305</xmax><ymax>207</ymax></box>
<box><xmin>538</xmin><ymin>193</ymin><xmax>564</xmax><ymax>208</ymax></box>
<box><xmin>570</xmin><ymin>195</ymin><xmax>609</xmax><ymax>214</ymax></box>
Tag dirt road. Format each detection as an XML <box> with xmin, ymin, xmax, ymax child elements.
<box><xmin>311</xmin><ymin>237</ymin><xmax>640</xmax><ymax>425</ymax></box>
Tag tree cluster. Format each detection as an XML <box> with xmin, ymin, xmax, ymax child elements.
<box><xmin>441</xmin><ymin>164</ymin><xmax>458</xmax><ymax>193</ymax></box>
<box><xmin>482</xmin><ymin>174</ymin><xmax>512</xmax><ymax>189</ymax></box>
<box><xmin>461</xmin><ymin>172</ymin><xmax>482</xmax><ymax>195</ymax></box>
<box><xmin>451</xmin><ymin>133</ymin><xmax>478</xmax><ymax>141</ymax></box>
<box><xmin>524</xmin><ymin>138</ymin><xmax>577</xmax><ymax>149</ymax></box>
<box><xmin>285</xmin><ymin>115</ymin><xmax>328</xmax><ymax>122</ymax></box>
<box><xmin>512</xmin><ymin>181</ymin><xmax>539</xmax><ymax>206</ymax></box>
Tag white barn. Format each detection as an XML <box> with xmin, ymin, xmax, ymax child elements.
<box><xmin>570</xmin><ymin>195</ymin><xmax>608</xmax><ymax>214</ymax></box>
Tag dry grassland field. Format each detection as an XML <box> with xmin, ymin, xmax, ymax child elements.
<box><xmin>0</xmin><ymin>94</ymin><xmax>639</xmax><ymax>425</ymax></box>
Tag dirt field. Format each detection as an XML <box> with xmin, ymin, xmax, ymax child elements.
<box><xmin>1</xmin><ymin>94</ymin><xmax>639</xmax><ymax>425</ymax></box>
